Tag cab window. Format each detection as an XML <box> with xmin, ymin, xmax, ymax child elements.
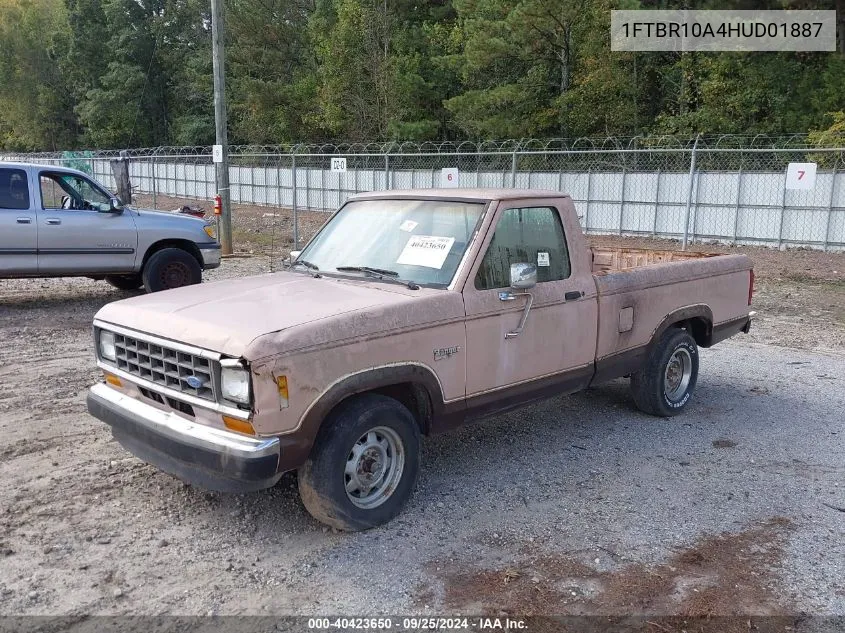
<box><xmin>0</xmin><ymin>168</ymin><xmax>30</xmax><ymax>210</ymax></box>
<box><xmin>475</xmin><ymin>206</ymin><xmax>571</xmax><ymax>290</ymax></box>
<box><xmin>40</xmin><ymin>172</ymin><xmax>112</xmax><ymax>211</ymax></box>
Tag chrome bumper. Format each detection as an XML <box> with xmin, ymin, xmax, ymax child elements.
<box><xmin>88</xmin><ymin>382</ymin><xmax>281</xmax><ymax>492</ymax></box>
<box><xmin>198</xmin><ymin>242</ymin><xmax>222</xmax><ymax>269</ymax></box>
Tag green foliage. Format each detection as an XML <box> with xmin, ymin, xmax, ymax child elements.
<box><xmin>0</xmin><ymin>0</ymin><xmax>842</xmax><ymax>150</ymax></box>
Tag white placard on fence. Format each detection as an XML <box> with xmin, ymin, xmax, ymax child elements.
<box><xmin>331</xmin><ymin>157</ymin><xmax>347</xmax><ymax>173</ymax></box>
<box><xmin>212</xmin><ymin>144</ymin><xmax>223</xmax><ymax>163</ymax></box>
<box><xmin>785</xmin><ymin>162</ymin><xmax>817</xmax><ymax>189</ymax></box>
<box><xmin>441</xmin><ymin>167</ymin><xmax>459</xmax><ymax>188</ymax></box>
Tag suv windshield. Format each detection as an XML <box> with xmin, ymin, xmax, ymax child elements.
<box><xmin>296</xmin><ymin>199</ymin><xmax>486</xmax><ymax>287</ymax></box>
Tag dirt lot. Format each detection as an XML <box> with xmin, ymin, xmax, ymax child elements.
<box><xmin>1</xmin><ymin>200</ymin><xmax>844</xmax><ymax>624</ymax></box>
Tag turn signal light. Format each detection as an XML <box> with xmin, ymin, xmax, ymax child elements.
<box><xmin>104</xmin><ymin>373</ymin><xmax>122</xmax><ymax>387</ymax></box>
<box><xmin>276</xmin><ymin>376</ymin><xmax>289</xmax><ymax>409</ymax></box>
<box><xmin>223</xmin><ymin>416</ymin><xmax>256</xmax><ymax>436</ymax></box>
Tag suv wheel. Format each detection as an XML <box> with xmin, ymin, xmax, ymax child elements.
<box><xmin>630</xmin><ymin>328</ymin><xmax>699</xmax><ymax>417</ymax></box>
<box><xmin>142</xmin><ymin>248</ymin><xmax>202</xmax><ymax>293</ymax></box>
<box><xmin>105</xmin><ymin>274</ymin><xmax>143</xmax><ymax>291</ymax></box>
<box><xmin>298</xmin><ymin>394</ymin><xmax>421</xmax><ymax>531</ymax></box>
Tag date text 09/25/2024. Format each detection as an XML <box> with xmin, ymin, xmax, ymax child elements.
<box><xmin>307</xmin><ymin>617</ymin><xmax>528</xmax><ymax>631</ymax></box>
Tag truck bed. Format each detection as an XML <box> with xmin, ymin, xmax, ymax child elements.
<box><xmin>591</xmin><ymin>246</ymin><xmax>719</xmax><ymax>274</ymax></box>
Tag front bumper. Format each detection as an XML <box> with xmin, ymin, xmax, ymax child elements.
<box><xmin>198</xmin><ymin>242</ymin><xmax>222</xmax><ymax>270</ymax></box>
<box><xmin>87</xmin><ymin>382</ymin><xmax>282</xmax><ymax>493</ymax></box>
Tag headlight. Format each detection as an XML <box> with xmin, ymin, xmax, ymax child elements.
<box><xmin>99</xmin><ymin>331</ymin><xmax>117</xmax><ymax>361</ymax></box>
<box><xmin>203</xmin><ymin>224</ymin><xmax>216</xmax><ymax>239</ymax></box>
<box><xmin>221</xmin><ymin>365</ymin><xmax>251</xmax><ymax>405</ymax></box>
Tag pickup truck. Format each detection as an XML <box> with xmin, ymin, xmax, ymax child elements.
<box><xmin>0</xmin><ymin>162</ymin><xmax>221</xmax><ymax>292</ymax></box>
<box><xmin>86</xmin><ymin>189</ymin><xmax>754</xmax><ymax>530</ymax></box>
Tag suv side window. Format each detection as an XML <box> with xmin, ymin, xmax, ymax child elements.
<box><xmin>475</xmin><ymin>206</ymin><xmax>571</xmax><ymax>290</ymax></box>
<box><xmin>0</xmin><ymin>168</ymin><xmax>30</xmax><ymax>210</ymax></box>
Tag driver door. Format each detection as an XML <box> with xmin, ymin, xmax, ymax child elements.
<box><xmin>36</xmin><ymin>171</ymin><xmax>138</xmax><ymax>274</ymax></box>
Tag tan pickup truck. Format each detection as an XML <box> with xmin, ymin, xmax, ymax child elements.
<box><xmin>87</xmin><ymin>189</ymin><xmax>754</xmax><ymax>530</ymax></box>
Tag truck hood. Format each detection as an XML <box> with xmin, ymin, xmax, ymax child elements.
<box><xmin>94</xmin><ymin>272</ymin><xmax>451</xmax><ymax>358</ymax></box>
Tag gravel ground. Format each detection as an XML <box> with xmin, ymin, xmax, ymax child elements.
<box><xmin>1</xmin><ymin>256</ymin><xmax>844</xmax><ymax>620</ymax></box>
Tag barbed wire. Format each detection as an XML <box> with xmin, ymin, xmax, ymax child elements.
<box><xmin>2</xmin><ymin>133</ymin><xmax>842</xmax><ymax>161</ymax></box>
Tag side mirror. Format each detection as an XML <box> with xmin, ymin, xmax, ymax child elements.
<box><xmin>510</xmin><ymin>262</ymin><xmax>537</xmax><ymax>290</ymax></box>
<box><xmin>101</xmin><ymin>198</ymin><xmax>124</xmax><ymax>214</ymax></box>
<box><xmin>290</xmin><ymin>250</ymin><xmax>302</xmax><ymax>260</ymax></box>
<box><xmin>283</xmin><ymin>250</ymin><xmax>302</xmax><ymax>269</ymax></box>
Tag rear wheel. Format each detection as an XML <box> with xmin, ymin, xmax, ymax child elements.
<box><xmin>142</xmin><ymin>248</ymin><xmax>202</xmax><ymax>293</ymax></box>
<box><xmin>298</xmin><ymin>394</ymin><xmax>420</xmax><ymax>531</ymax></box>
<box><xmin>630</xmin><ymin>328</ymin><xmax>699</xmax><ymax>417</ymax></box>
<box><xmin>105</xmin><ymin>274</ymin><xmax>143</xmax><ymax>291</ymax></box>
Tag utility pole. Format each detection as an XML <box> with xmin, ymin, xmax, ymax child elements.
<box><xmin>211</xmin><ymin>0</ymin><xmax>232</xmax><ymax>255</ymax></box>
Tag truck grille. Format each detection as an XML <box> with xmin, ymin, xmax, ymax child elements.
<box><xmin>112</xmin><ymin>332</ymin><xmax>217</xmax><ymax>401</ymax></box>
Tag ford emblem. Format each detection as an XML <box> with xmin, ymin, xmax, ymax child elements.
<box><xmin>185</xmin><ymin>375</ymin><xmax>205</xmax><ymax>389</ymax></box>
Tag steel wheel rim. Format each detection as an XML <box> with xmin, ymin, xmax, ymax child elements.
<box><xmin>345</xmin><ymin>426</ymin><xmax>405</xmax><ymax>509</ymax></box>
<box><xmin>161</xmin><ymin>262</ymin><xmax>190</xmax><ymax>288</ymax></box>
<box><xmin>664</xmin><ymin>347</ymin><xmax>692</xmax><ymax>401</ymax></box>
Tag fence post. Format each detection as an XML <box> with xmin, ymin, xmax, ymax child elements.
<box><xmin>151</xmin><ymin>155</ymin><xmax>158</xmax><ymax>209</ymax></box>
<box><xmin>385</xmin><ymin>153</ymin><xmax>390</xmax><ymax>189</ymax></box>
<box><xmin>510</xmin><ymin>152</ymin><xmax>517</xmax><ymax>188</ymax></box>
<box><xmin>584</xmin><ymin>168</ymin><xmax>592</xmax><ymax>233</ymax></box>
<box><xmin>682</xmin><ymin>134</ymin><xmax>700</xmax><ymax>250</ymax></box>
<box><xmin>292</xmin><ymin>152</ymin><xmax>298</xmax><ymax>248</ymax></box>
<box><xmin>618</xmin><ymin>168</ymin><xmax>627</xmax><ymax>235</ymax></box>
<box><xmin>777</xmin><ymin>168</ymin><xmax>788</xmax><ymax>249</ymax></box>
<box><xmin>823</xmin><ymin>163</ymin><xmax>837</xmax><ymax>251</ymax></box>
<box><xmin>652</xmin><ymin>169</ymin><xmax>661</xmax><ymax>237</ymax></box>
<box><xmin>732</xmin><ymin>168</ymin><xmax>743</xmax><ymax>244</ymax></box>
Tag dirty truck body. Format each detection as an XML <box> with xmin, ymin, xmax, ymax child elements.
<box><xmin>87</xmin><ymin>189</ymin><xmax>754</xmax><ymax>530</ymax></box>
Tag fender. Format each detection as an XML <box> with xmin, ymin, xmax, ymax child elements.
<box><xmin>592</xmin><ymin>304</ymin><xmax>713</xmax><ymax>385</ymax></box>
<box><xmin>274</xmin><ymin>363</ymin><xmax>447</xmax><ymax>473</ymax></box>
<box><xmin>649</xmin><ymin>304</ymin><xmax>714</xmax><ymax>350</ymax></box>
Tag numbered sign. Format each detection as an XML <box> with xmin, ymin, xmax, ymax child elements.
<box><xmin>330</xmin><ymin>157</ymin><xmax>347</xmax><ymax>173</ymax></box>
<box><xmin>785</xmin><ymin>162</ymin><xmax>817</xmax><ymax>190</ymax></box>
<box><xmin>212</xmin><ymin>144</ymin><xmax>223</xmax><ymax>163</ymax></box>
<box><xmin>441</xmin><ymin>167</ymin><xmax>459</xmax><ymax>188</ymax></box>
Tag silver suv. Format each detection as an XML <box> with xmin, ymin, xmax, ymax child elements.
<box><xmin>0</xmin><ymin>163</ymin><xmax>221</xmax><ymax>292</ymax></box>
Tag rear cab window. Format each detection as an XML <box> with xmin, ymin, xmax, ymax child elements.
<box><xmin>475</xmin><ymin>206</ymin><xmax>572</xmax><ymax>290</ymax></box>
<box><xmin>0</xmin><ymin>168</ymin><xmax>30</xmax><ymax>210</ymax></box>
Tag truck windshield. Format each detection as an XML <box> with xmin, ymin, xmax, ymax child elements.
<box><xmin>296</xmin><ymin>199</ymin><xmax>486</xmax><ymax>287</ymax></box>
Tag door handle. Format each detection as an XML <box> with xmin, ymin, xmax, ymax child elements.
<box><xmin>45</xmin><ymin>218</ymin><xmax>62</xmax><ymax>225</ymax></box>
<box><xmin>16</xmin><ymin>217</ymin><xmax>32</xmax><ymax>224</ymax></box>
<box><xmin>565</xmin><ymin>290</ymin><xmax>585</xmax><ymax>301</ymax></box>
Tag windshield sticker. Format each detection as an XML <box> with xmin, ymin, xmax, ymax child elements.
<box><xmin>399</xmin><ymin>220</ymin><xmax>418</xmax><ymax>233</ymax></box>
<box><xmin>537</xmin><ymin>252</ymin><xmax>550</xmax><ymax>267</ymax></box>
<box><xmin>396</xmin><ymin>235</ymin><xmax>455</xmax><ymax>269</ymax></box>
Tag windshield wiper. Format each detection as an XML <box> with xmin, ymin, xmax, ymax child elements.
<box><xmin>336</xmin><ymin>266</ymin><xmax>397</xmax><ymax>276</ymax></box>
<box><xmin>293</xmin><ymin>259</ymin><xmax>319</xmax><ymax>270</ymax></box>
<box><xmin>290</xmin><ymin>258</ymin><xmax>321</xmax><ymax>277</ymax></box>
<box><xmin>335</xmin><ymin>265</ymin><xmax>420</xmax><ymax>290</ymax></box>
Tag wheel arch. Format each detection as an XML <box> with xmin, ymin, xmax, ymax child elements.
<box><xmin>648</xmin><ymin>304</ymin><xmax>714</xmax><ymax>353</ymax></box>
<box><xmin>141</xmin><ymin>239</ymin><xmax>203</xmax><ymax>270</ymax></box>
<box><xmin>295</xmin><ymin>364</ymin><xmax>446</xmax><ymax>457</ymax></box>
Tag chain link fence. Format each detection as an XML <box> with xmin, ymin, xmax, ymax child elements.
<box><xmin>4</xmin><ymin>135</ymin><xmax>844</xmax><ymax>255</ymax></box>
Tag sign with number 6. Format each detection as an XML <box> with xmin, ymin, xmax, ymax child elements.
<box><xmin>441</xmin><ymin>167</ymin><xmax>459</xmax><ymax>188</ymax></box>
<box><xmin>785</xmin><ymin>162</ymin><xmax>817</xmax><ymax>190</ymax></box>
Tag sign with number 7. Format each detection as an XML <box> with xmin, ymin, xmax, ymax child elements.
<box><xmin>785</xmin><ymin>162</ymin><xmax>817</xmax><ymax>190</ymax></box>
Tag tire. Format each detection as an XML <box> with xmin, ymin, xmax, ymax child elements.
<box><xmin>105</xmin><ymin>274</ymin><xmax>143</xmax><ymax>291</ymax></box>
<box><xmin>142</xmin><ymin>248</ymin><xmax>202</xmax><ymax>293</ymax></box>
<box><xmin>630</xmin><ymin>327</ymin><xmax>699</xmax><ymax>417</ymax></box>
<box><xmin>298</xmin><ymin>394</ymin><xmax>421</xmax><ymax>531</ymax></box>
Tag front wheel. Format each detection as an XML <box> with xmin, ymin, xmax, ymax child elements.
<box><xmin>298</xmin><ymin>394</ymin><xmax>421</xmax><ymax>531</ymax></box>
<box><xmin>630</xmin><ymin>328</ymin><xmax>699</xmax><ymax>417</ymax></box>
<box><xmin>142</xmin><ymin>248</ymin><xmax>202</xmax><ymax>293</ymax></box>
